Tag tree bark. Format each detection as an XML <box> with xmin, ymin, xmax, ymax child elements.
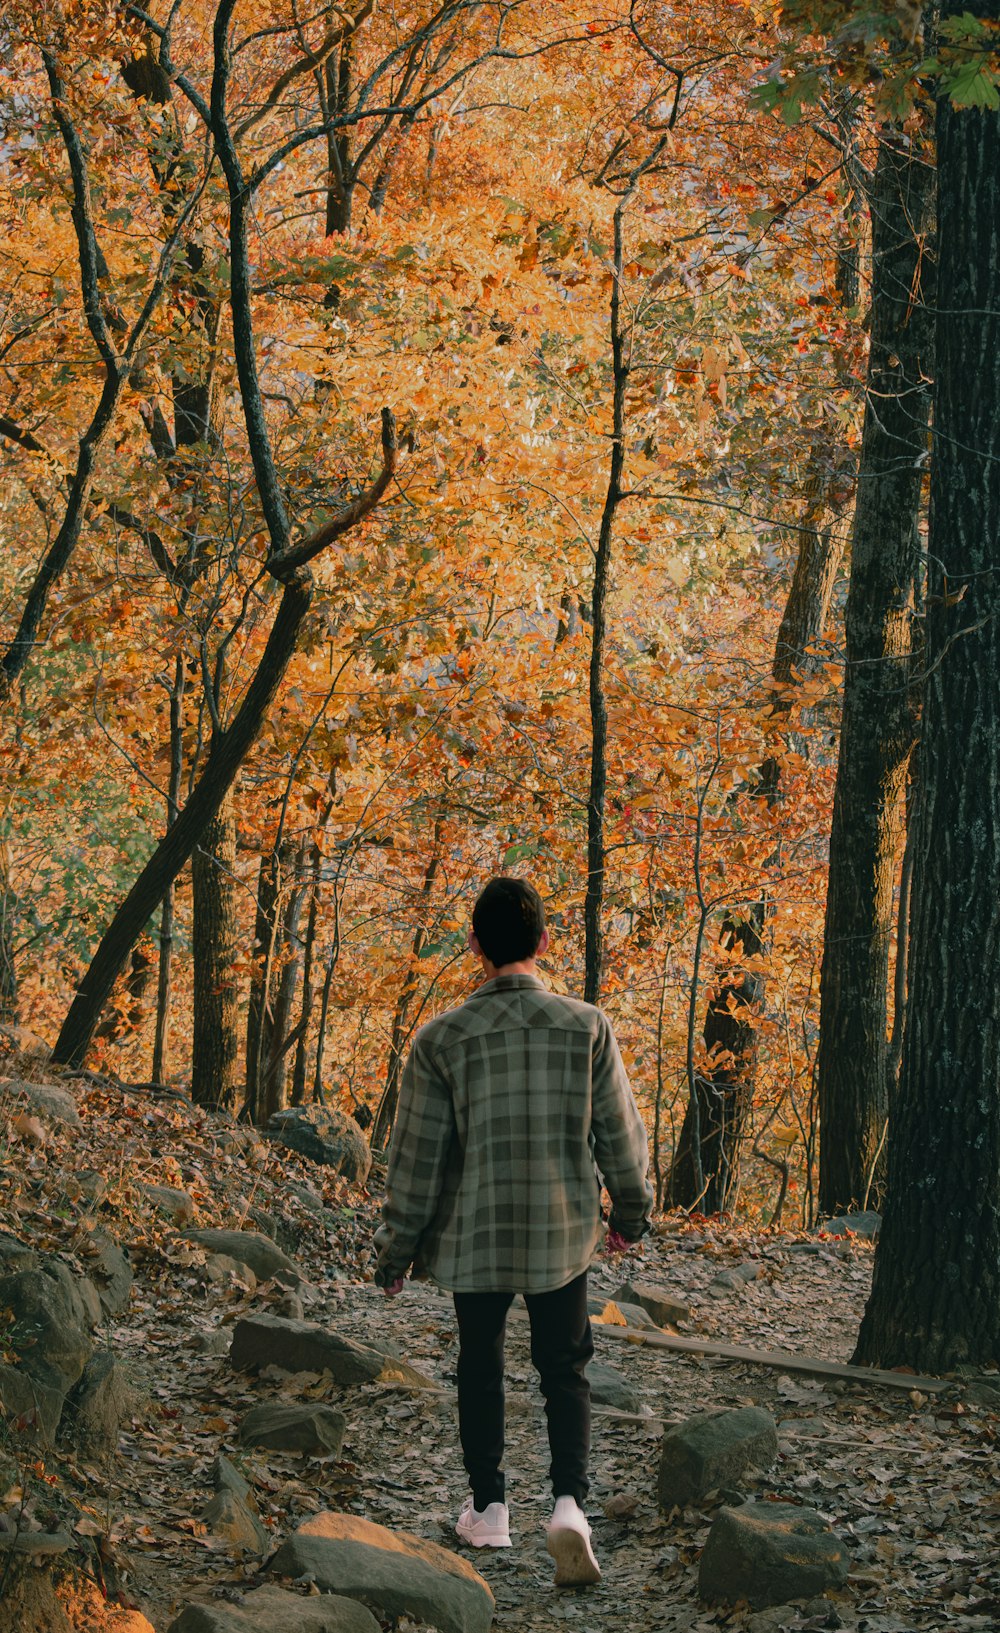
<box><xmin>371</xmin><ymin>825</ymin><xmax>443</xmax><ymax>1150</ymax></box>
<box><xmin>854</xmin><ymin>26</ymin><xmax>1000</xmax><ymax>1369</ymax></box>
<box><xmin>191</xmin><ymin>792</ymin><xmax>240</xmax><ymax>1109</ymax></box>
<box><xmin>817</xmin><ymin>130</ymin><xmax>933</xmax><ymax>1217</ymax></box>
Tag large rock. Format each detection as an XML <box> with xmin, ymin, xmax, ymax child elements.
<box><xmin>168</xmin><ymin>1584</ymin><xmax>380</xmax><ymax>1633</ymax></box>
<box><xmin>230</xmin><ymin>1315</ymin><xmax>434</xmax><ymax>1389</ymax></box>
<box><xmin>614</xmin><ymin>1279</ymin><xmax>691</xmax><ymax>1328</ymax></box>
<box><xmin>267</xmin><ymin>1106</ymin><xmax>371</xmax><ymax>1183</ymax></box>
<box><xmin>183</xmin><ymin>1230</ymin><xmax>294</xmax><ymax>1281</ymax></box>
<box><xmin>239</xmin><ymin>1401</ymin><xmax>346</xmax><ymax>1457</ymax></box>
<box><xmin>1</xmin><ymin>1079</ymin><xmax>80</xmax><ymax>1128</ymax></box>
<box><xmin>822</xmin><ymin>1211</ymin><xmax>881</xmax><ymax>1240</ymax></box>
<box><xmin>202</xmin><ymin>1487</ymin><xmax>268</xmax><ymax>1553</ymax></box>
<box><xmin>658</xmin><ymin>1407</ymin><xmax>778</xmax><ymax>1508</ymax></box>
<box><xmin>142</xmin><ymin>1183</ymin><xmax>197</xmax><ymax>1225</ymax></box>
<box><xmin>60</xmin><ymin>1351</ymin><xmax>129</xmax><ymax>1456</ymax></box>
<box><xmin>699</xmin><ymin>1502</ymin><xmax>849</xmax><ymax>1608</ymax></box>
<box><xmin>0</xmin><ymin>1233</ymin><xmax>38</xmax><ymax>1274</ymax></box>
<box><xmin>588</xmin><ymin>1360</ymin><xmax>640</xmax><ymax>1413</ymax></box>
<box><xmin>80</xmin><ymin>1229</ymin><xmax>133</xmax><ymax>1318</ymax></box>
<box><xmin>270</xmin><ymin>1512</ymin><xmax>494</xmax><ymax>1633</ymax></box>
<box><xmin>0</xmin><ymin>1259</ymin><xmax>92</xmax><ymax>1438</ymax></box>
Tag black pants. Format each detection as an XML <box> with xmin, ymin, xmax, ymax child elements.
<box><xmin>453</xmin><ymin>1270</ymin><xmax>593</xmax><ymax>1510</ymax></box>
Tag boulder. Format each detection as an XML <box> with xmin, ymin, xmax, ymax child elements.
<box><xmin>270</xmin><ymin>1512</ymin><xmax>494</xmax><ymax>1633</ymax></box>
<box><xmin>202</xmin><ymin>1254</ymin><xmax>257</xmax><ymax>1295</ymax></box>
<box><xmin>80</xmin><ymin>1229</ymin><xmax>133</xmax><ymax>1318</ymax></box>
<box><xmin>0</xmin><ymin>1362</ymin><xmax>64</xmax><ymax>1441</ymax></box>
<box><xmin>168</xmin><ymin>1584</ymin><xmax>380</xmax><ymax>1633</ymax></box>
<box><xmin>183</xmin><ymin>1230</ymin><xmax>294</xmax><ymax>1281</ymax></box>
<box><xmin>1</xmin><ymin>1079</ymin><xmax>79</xmax><ymax>1128</ymax></box>
<box><xmin>60</xmin><ymin>1351</ymin><xmax>129</xmax><ymax>1457</ymax></box>
<box><xmin>211</xmin><ymin>1452</ymin><xmax>252</xmax><ymax>1500</ymax></box>
<box><xmin>142</xmin><ymin>1183</ymin><xmax>197</xmax><ymax>1225</ymax></box>
<box><xmin>708</xmin><ymin>1262</ymin><xmax>762</xmax><ymax>1295</ymax></box>
<box><xmin>0</xmin><ymin>1259</ymin><xmax>92</xmax><ymax>1433</ymax></box>
<box><xmin>267</xmin><ymin>1106</ymin><xmax>371</xmax><ymax>1183</ymax></box>
<box><xmin>658</xmin><ymin>1407</ymin><xmax>778</xmax><ymax>1508</ymax></box>
<box><xmin>238</xmin><ymin>1401</ymin><xmax>346</xmax><ymax>1457</ymax></box>
<box><xmin>614</xmin><ymin>1279</ymin><xmax>691</xmax><ymax>1328</ymax></box>
<box><xmin>821</xmin><ymin>1211</ymin><xmax>881</xmax><ymax>1240</ymax></box>
<box><xmin>699</xmin><ymin>1502</ymin><xmax>849</xmax><ymax>1609</ymax></box>
<box><xmin>230</xmin><ymin>1315</ymin><xmax>434</xmax><ymax>1389</ymax></box>
<box><xmin>588</xmin><ymin>1360</ymin><xmax>640</xmax><ymax>1414</ymax></box>
<box><xmin>0</xmin><ymin>1233</ymin><xmax>38</xmax><ymax>1274</ymax></box>
<box><xmin>589</xmin><ymin>1297</ymin><xmax>659</xmax><ymax>1330</ymax></box>
<box><xmin>202</xmin><ymin>1488</ymin><xmax>268</xmax><ymax>1553</ymax></box>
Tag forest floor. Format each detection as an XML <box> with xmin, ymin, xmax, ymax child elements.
<box><xmin>3</xmin><ymin>1066</ymin><xmax>1000</xmax><ymax>1633</ymax></box>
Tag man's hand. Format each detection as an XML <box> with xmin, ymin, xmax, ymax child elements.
<box><xmin>604</xmin><ymin>1229</ymin><xmax>631</xmax><ymax>1257</ymax></box>
<box><xmin>383</xmin><ymin>1277</ymin><xmax>405</xmax><ymax>1297</ymax></box>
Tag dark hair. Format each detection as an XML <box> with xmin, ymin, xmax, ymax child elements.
<box><xmin>472</xmin><ymin>877</ymin><xmax>545</xmax><ymax>967</ymax></box>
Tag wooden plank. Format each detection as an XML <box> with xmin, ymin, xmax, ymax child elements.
<box><xmin>507</xmin><ymin>1306</ymin><xmax>948</xmax><ymax>1393</ymax></box>
<box><xmin>587</xmin><ymin>1318</ymin><xmax>950</xmax><ymax>1394</ymax></box>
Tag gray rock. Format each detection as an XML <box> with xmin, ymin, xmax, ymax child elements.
<box><xmin>821</xmin><ymin>1211</ymin><xmax>881</xmax><ymax>1240</ymax></box>
<box><xmin>60</xmin><ymin>1351</ymin><xmax>129</xmax><ymax>1456</ymax></box>
<box><xmin>267</xmin><ymin>1106</ymin><xmax>372</xmax><ymax>1183</ymax></box>
<box><xmin>202</xmin><ymin>1487</ymin><xmax>268</xmax><ymax>1553</ymax></box>
<box><xmin>0</xmin><ymin>1526</ymin><xmax>73</xmax><ymax>1556</ymax></box>
<box><xmin>142</xmin><ymin>1183</ymin><xmax>197</xmax><ymax>1225</ymax></box>
<box><xmin>288</xmin><ymin>1181</ymin><xmax>325</xmax><ymax>1214</ymax></box>
<box><xmin>709</xmin><ymin>1262</ymin><xmax>762</xmax><ymax>1294</ymax></box>
<box><xmin>230</xmin><ymin>1315</ymin><xmax>433</xmax><ymax>1389</ymax></box>
<box><xmin>588</xmin><ymin>1360</ymin><xmax>640</xmax><ymax>1413</ymax></box>
<box><xmin>1</xmin><ymin>1079</ymin><xmax>79</xmax><ymax>1128</ymax></box>
<box><xmin>0</xmin><ymin>1233</ymin><xmax>39</xmax><ymax>1273</ymax></box>
<box><xmin>83</xmin><ymin>1229</ymin><xmax>133</xmax><ymax>1318</ymax></box>
<box><xmin>659</xmin><ymin>1407</ymin><xmax>778</xmax><ymax>1508</ymax></box>
<box><xmin>699</xmin><ymin>1502</ymin><xmax>849</xmax><ymax>1609</ymax></box>
<box><xmin>213</xmin><ymin>1452</ymin><xmax>252</xmax><ymax>1500</ymax></box>
<box><xmin>588</xmin><ymin>1296</ymin><xmax>659</xmax><ymax>1330</ymax></box>
<box><xmin>270</xmin><ymin>1511</ymin><xmax>494</xmax><ymax>1633</ymax></box>
<box><xmin>203</xmin><ymin>1254</ymin><xmax>258</xmax><ymax>1294</ymax></box>
<box><xmin>272</xmin><ymin>1291</ymin><xmax>304</xmax><ymax>1320</ymax></box>
<box><xmin>167</xmin><ymin>1584</ymin><xmax>380</xmax><ymax>1633</ymax></box>
<box><xmin>184</xmin><ymin>1230</ymin><xmax>294</xmax><ymax>1281</ymax></box>
<box><xmin>965</xmin><ymin>1377</ymin><xmax>1000</xmax><ymax>1409</ymax></box>
<box><xmin>0</xmin><ymin>1363</ymin><xmax>64</xmax><ymax>1441</ymax></box>
<box><xmin>239</xmin><ymin>1401</ymin><xmax>346</xmax><ymax>1456</ymax></box>
<box><xmin>192</xmin><ymin>1328</ymin><xmax>231</xmax><ymax>1357</ymax></box>
<box><xmin>614</xmin><ymin>1279</ymin><xmax>692</xmax><ymax>1328</ymax></box>
<box><xmin>74</xmin><ymin>1169</ymin><xmax>108</xmax><ymax>1207</ymax></box>
<box><xmin>0</xmin><ymin>1258</ymin><xmax>92</xmax><ymax>1434</ymax></box>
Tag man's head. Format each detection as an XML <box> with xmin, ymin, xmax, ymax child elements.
<box><xmin>470</xmin><ymin>876</ymin><xmax>546</xmax><ymax>971</ymax></box>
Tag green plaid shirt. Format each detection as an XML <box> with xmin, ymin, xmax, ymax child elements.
<box><xmin>373</xmin><ymin>973</ymin><xmax>653</xmax><ymax>1293</ymax></box>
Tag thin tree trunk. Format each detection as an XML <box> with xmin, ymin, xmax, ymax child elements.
<box><xmin>191</xmin><ymin>792</ymin><xmax>240</xmax><ymax>1109</ymax></box>
<box><xmin>258</xmin><ymin>842</ymin><xmax>309</xmax><ymax>1123</ymax></box>
<box><xmin>151</xmin><ymin>657</ymin><xmax>185</xmax><ymax>1084</ymax></box>
<box><xmin>817</xmin><ymin>130</ymin><xmax>933</xmax><ymax>1217</ymax></box>
<box><xmin>371</xmin><ymin>826</ymin><xmax>443</xmax><ymax>1150</ymax></box>
<box><xmin>855</xmin><ymin>32</ymin><xmax>1000</xmax><ymax>1368</ymax></box>
<box><xmin>291</xmin><ymin>844</ymin><xmax>323</xmax><ymax>1106</ymax></box>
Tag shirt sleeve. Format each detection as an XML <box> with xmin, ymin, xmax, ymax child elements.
<box><xmin>373</xmin><ymin>1030</ymin><xmax>456</xmax><ymax>1286</ymax></box>
<box><xmin>590</xmin><ymin>1014</ymin><xmax>654</xmax><ymax>1240</ymax></box>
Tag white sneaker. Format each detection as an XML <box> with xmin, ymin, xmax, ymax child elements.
<box><xmin>546</xmin><ymin>1495</ymin><xmax>601</xmax><ymax>1586</ymax></box>
<box><xmin>455</xmin><ymin>1496</ymin><xmax>512</xmax><ymax>1548</ymax></box>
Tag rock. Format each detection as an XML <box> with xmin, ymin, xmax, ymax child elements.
<box><xmin>821</xmin><ymin>1211</ymin><xmax>881</xmax><ymax>1240</ymax></box>
<box><xmin>1</xmin><ymin>1079</ymin><xmax>80</xmax><ymax>1128</ymax></box>
<box><xmin>239</xmin><ymin>1401</ymin><xmax>346</xmax><ymax>1456</ymax></box>
<box><xmin>230</xmin><ymin>1315</ymin><xmax>434</xmax><ymax>1389</ymax></box>
<box><xmin>588</xmin><ymin>1297</ymin><xmax>659</xmax><ymax>1330</ymax></box>
<box><xmin>212</xmin><ymin>1452</ymin><xmax>251</xmax><ymax>1500</ymax></box>
<box><xmin>699</xmin><ymin>1501</ymin><xmax>849</xmax><ymax>1609</ymax></box>
<box><xmin>709</xmin><ymin>1262</ymin><xmax>762</xmax><ymax>1294</ymax></box>
<box><xmin>288</xmin><ymin>1181</ymin><xmax>325</xmax><ymax>1214</ymax></box>
<box><xmin>0</xmin><ymin>1526</ymin><xmax>73</xmax><ymax>1555</ymax></box>
<box><xmin>203</xmin><ymin>1254</ymin><xmax>258</xmax><ymax>1295</ymax></box>
<box><xmin>183</xmin><ymin>1230</ymin><xmax>294</xmax><ymax>1281</ymax></box>
<box><xmin>267</xmin><ymin>1106</ymin><xmax>372</xmax><ymax>1183</ymax></box>
<box><xmin>0</xmin><ymin>1258</ymin><xmax>93</xmax><ymax>1435</ymax></box>
<box><xmin>270</xmin><ymin>1511</ymin><xmax>494</xmax><ymax>1633</ymax></box>
<box><xmin>658</xmin><ymin>1407</ymin><xmax>778</xmax><ymax>1507</ymax></box>
<box><xmin>60</xmin><ymin>1351</ymin><xmax>129</xmax><ymax>1456</ymax></box>
<box><xmin>81</xmin><ymin>1229</ymin><xmax>133</xmax><ymax>1318</ymax></box>
<box><xmin>613</xmin><ymin>1279</ymin><xmax>691</xmax><ymax>1328</ymax></box>
<box><xmin>272</xmin><ymin>1291</ymin><xmax>304</xmax><ymax>1320</ymax></box>
<box><xmin>0</xmin><ymin>1233</ymin><xmax>38</xmax><ymax>1273</ymax></box>
<box><xmin>588</xmin><ymin>1360</ymin><xmax>640</xmax><ymax>1413</ymax></box>
<box><xmin>74</xmin><ymin>1169</ymin><xmax>108</xmax><ymax>1207</ymax></box>
<box><xmin>202</xmin><ymin>1487</ymin><xmax>268</xmax><ymax>1553</ymax></box>
<box><xmin>0</xmin><ymin>1362</ymin><xmax>65</xmax><ymax>1440</ymax></box>
<box><xmin>191</xmin><ymin>1328</ymin><xmax>231</xmax><ymax>1357</ymax></box>
<box><xmin>249</xmin><ymin>1207</ymin><xmax>303</xmax><ymax>1255</ymax></box>
<box><xmin>142</xmin><ymin>1183</ymin><xmax>198</xmax><ymax>1225</ymax></box>
<box><xmin>965</xmin><ymin>1377</ymin><xmax>1000</xmax><ymax>1409</ymax></box>
<box><xmin>167</xmin><ymin>1584</ymin><xmax>380</xmax><ymax>1633</ymax></box>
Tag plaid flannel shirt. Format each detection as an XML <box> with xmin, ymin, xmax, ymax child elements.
<box><xmin>373</xmin><ymin>973</ymin><xmax>653</xmax><ymax>1293</ymax></box>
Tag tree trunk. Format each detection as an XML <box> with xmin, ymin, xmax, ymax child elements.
<box><xmin>855</xmin><ymin>28</ymin><xmax>1000</xmax><ymax>1369</ymax></box>
<box><xmin>152</xmin><ymin>657</ymin><xmax>185</xmax><ymax>1084</ymax></box>
<box><xmin>817</xmin><ymin>131</ymin><xmax>933</xmax><ymax>1217</ymax></box>
<box><xmin>191</xmin><ymin>792</ymin><xmax>240</xmax><ymax>1108</ymax></box>
<box><xmin>258</xmin><ymin>844</ymin><xmax>309</xmax><ymax>1123</ymax></box>
<box><xmin>371</xmin><ymin>827</ymin><xmax>443</xmax><ymax>1150</ymax></box>
<box><xmin>291</xmin><ymin>846</ymin><xmax>323</xmax><ymax>1106</ymax></box>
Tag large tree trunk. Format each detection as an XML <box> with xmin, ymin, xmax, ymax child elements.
<box><xmin>854</xmin><ymin>24</ymin><xmax>1000</xmax><ymax>1370</ymax></box>
<box><xmin>191</xmin><ymin>793</ymin><xmax>240</xmax><ymax>1108</ymax></box>
<box><xmin>817</xmin><ymin>131</ymin><xmax>933</xmax><ymax>1217</ymax></box>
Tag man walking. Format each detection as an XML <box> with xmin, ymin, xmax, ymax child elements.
<box><xmin>374</xmin><ymin>876</ymin><xmax>653</xmax><ymax>1585</ymax></box>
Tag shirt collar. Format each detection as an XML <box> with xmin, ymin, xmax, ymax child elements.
<box><xmin>468</xmin><ymin>973</ymin><xmax>547</xmax><ymax>997</ymax></box>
